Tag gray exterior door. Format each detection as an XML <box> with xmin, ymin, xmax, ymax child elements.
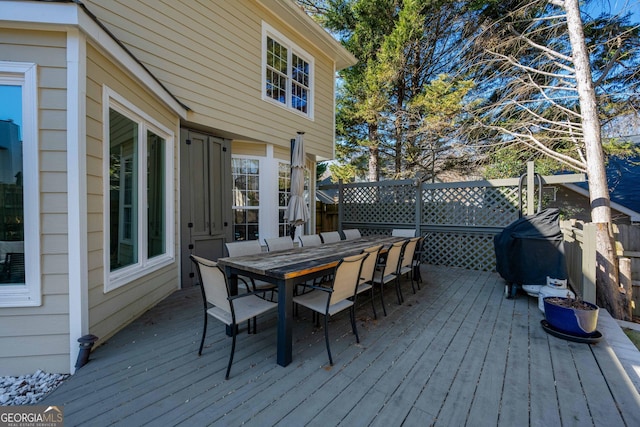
<box><xmin>180</xmin><ymin>129</ymin><xmax>232</xmax><ymax>287</ymax></box>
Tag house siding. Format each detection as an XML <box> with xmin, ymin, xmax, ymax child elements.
<box><xmin>82</xmin><ymin>0</ymin><xmax>338</xmax><ymax>160</ymax></box>
<box><xmin>0</xmin><ymin>28</ymin><xmax>70</xmax><ymax>375</ymax></box>
<box><xmin>85</xmin><ymin>43</ymin><xmax>181</xmax><ymax>345</ymax></box>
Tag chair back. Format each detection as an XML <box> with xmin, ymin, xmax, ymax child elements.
<box><xmin>320</xmin><ymin>231</ymin><xmax>342</xmax><ymax>244</ymax></box>
<box><xmin>330</xmin><ymin>252</ymin><xmax>368</xmax><ymax>305</ymax></box>
<box><xmin>297</xmin><ymin>234</ymin><xmax>322</xmax><ymax>247</ymax></box>
<box><xmin>265</xmin><ymin>236</ymin><xmax>294</xmax><ymax>252</ymax></box>
<box><xmin>392</xmin><ymin>229</ymin><xmax>416</xmax><ymax>237</ymax></box>
<box><xmin>190</xmin><ymin>255</ymin><xmax>231</xmax><ymax>314</ymax></box>
<box><xmin>360</xmin><ymin>245</ymin><xmax>382</xmax><ymax>284</ymax></box>
<box><xmin>225</xmin><ymin>240</ymin><xmax>262</xmax><ymax>257</ymax></box>
<box><xmin>384</xmin><ymin>240</ymin><xmax>407</xmax><ymax>276</ymax></box>
<box><xmin>401</xmin><ymin>237</ymin><xmax>420</xmax><ymax>269</ymax></box>
<box><xmin>342</xmin><ymin>229</ymin><xmax>362</xmax><ymax>240</ymax></box>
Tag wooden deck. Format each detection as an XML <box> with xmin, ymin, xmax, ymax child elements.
<box><xmin>42</xmin><ymin>265</ymin><xmax>640</xmax><ymax>426</ymax></box>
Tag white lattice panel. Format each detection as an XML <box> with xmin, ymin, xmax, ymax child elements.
<box><xmin>343</xmin><ymin>184</ymin><xmax>415</xmax><ymax>223</ymax></box>
<box><xmin>422</xmin><ymin>186</ymin><xmax>519</xmax><ymax>227</ymax></box>
<box><xmin>337</xmin><ymin>180</ymin><xmax>528</xmax><ymax>271</ymax></box>
<box><xmin>422</xmin><ymin>232</ymin><xmax>497</xmax><ymax>271</ymax></box>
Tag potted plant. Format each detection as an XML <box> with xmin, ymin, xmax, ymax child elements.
<box><xmin>543</xmin><ymin>294</ymin><xmax>599</xmax><ymax>338</ymax></box>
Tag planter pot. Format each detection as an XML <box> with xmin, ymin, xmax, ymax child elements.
<box><xmin>543</xmin><ymin>297</ymin><xmax>599</xmax><ymax>337</ymax></box>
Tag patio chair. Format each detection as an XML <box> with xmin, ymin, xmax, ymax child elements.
<box><xmin>342</xmin><ymin>229</ymin><xmax>362</xmax><ymax>240</ymax></box>
<box><xmin>293</xmin><ymin>252</ymin><xmax>368</xmax><ymax>365</ymax></box>
<box><xmin>190</xmin><ymin>254</ymin><xmax>277</xmax><ymax>379</ymax></box>
<box><xmin>320</xmin><ymin>231</ymin><xmax>342</xmax><ymax>244</ymax></box>
<box><xmin>372</xmin><ymin>239</ymin><xmax>407</xmax><ymax>316</ymax></box>
<box><xmin>297</xmin><ymin>234</ymin><xmax>322</xmax><ymax>247</ymax></box>
<box><xmin>265</xmin><ymin>236</ymin><xmax>294</xmax><ymax>252</ymax></box>
<box><xmin>392</xmin><ymin>228</ymin><xmax>416</xmax><ymax>237</ymax></box>
<box><xmin>225</xmin><ymin>240</ymin><xmax>277</xmax><ymax>298</ymax></box>
<box><xmin>397</xmin><ymin>237</ymin><xmax>421</xmax><ymax>301</ymax></box>
<box><xmin>355</xmin><ymin>244</ymin><xmax>383</xmax><ymax>319</ymax></box>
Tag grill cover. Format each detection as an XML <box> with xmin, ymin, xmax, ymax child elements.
<box><xmin>494</xmin><ymin>208</ymin><xmax>568</xmax><ymax>286</ymax></box>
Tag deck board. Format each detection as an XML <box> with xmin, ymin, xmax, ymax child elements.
<box><xmin>41</xmin><ymin>265</ymin><xmax>640</xmax><ymax>426</ymax></box>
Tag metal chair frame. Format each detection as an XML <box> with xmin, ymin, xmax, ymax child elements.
<box><xmin>190</xmin><ymin>254</ymin><xmax>277</xmax><ymax>379</ymax></box>
<box><xmin>292</xmin><ymin>252</ymin><xmax>368</xmax><ymax>365</ymax></box>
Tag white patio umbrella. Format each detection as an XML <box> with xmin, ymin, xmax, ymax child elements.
<box><xmin>287</xmin><ymin>132</ymin><xmax>310</xmax><ymax>236</ymax></box>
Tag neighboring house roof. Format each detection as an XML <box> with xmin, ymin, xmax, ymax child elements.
<box><xmin>564</xmin><ymin>153</ymin><xmax>640</xmax><ymax>222</ymax></box>
<box><xmin>563</xmin><ymin>183</ymin><xmax>640</xmax><ymax>223</ymax></box>
<box><xmin>316</xmin><ymin>176</ymin><xmax>337</xmax><ymax>204</ymax></box>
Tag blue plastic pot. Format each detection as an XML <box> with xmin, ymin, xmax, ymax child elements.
<box><xmin>543</xmin><ymin>297</ymin><xmax>599</xmax><ymax>337</ymax></box>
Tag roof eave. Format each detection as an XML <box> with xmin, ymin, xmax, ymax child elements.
<box><xmin>255</xmin><ymin>0</ymin><xmax>357</xmax><ymax>70</ymax></box>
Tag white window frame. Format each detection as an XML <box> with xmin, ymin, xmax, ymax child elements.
<box><xmin>231</xmin><ymin>156</ymin><xmax>261</xmax><ymax>241</ymax></box>
<box><xmin>103</xmin><ymin>86</ymin><xmax>175</xmax><ymax>292</ymax></box>
<box><xmin>262</xmin><ymin>22</ymin><xmax>314</xmax><ymax>119</ymax></box>
<box><xmin>278</xmin><ymin>160</ymin><xmax>291</xmax><ymax>237</ymax></box>
<box><xmin>0</xmin><ymin>61</ymin><xmax>41</xmax><ymax>307</ymax></box>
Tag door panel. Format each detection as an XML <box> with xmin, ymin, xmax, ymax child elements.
<box><xmin>180</xmin><ymin>129</ymin><xmax>231</xmax><ymax>286</ymax></box>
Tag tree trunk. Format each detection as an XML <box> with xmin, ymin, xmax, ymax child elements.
<box><xmin>367</xmin><ymin>123</ymin><xmax>380</xmax><ymax>182</ymax></box>
<box><xmin>563</xmin><ymin>0</ymin><xmax>625</xmax><ymax>318</ymax></box>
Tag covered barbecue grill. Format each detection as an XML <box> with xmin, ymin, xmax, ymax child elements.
<box><xmin>494</xmin><ymin>208</ymin><xmax>568</xmax><ymax>298</ymax></box>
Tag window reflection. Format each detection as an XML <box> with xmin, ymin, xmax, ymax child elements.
<box><xmin>0</xmin><ymin>84</ymin><xmax>25</xmax><ymax>284</ymax></box>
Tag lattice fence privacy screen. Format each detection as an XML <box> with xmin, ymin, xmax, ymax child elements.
<box><xmin>340</xmin><ymin>180</ymin><xmax>525</xmax><ymax>271</ymax></box>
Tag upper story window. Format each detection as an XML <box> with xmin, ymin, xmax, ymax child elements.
<box><xmin>263</xmin><ymin>22</ymin><xmax>314</xmax><ymax>118</ymax></box>
<box><xmin>0</xmin><ymin>62</ymin><xmax>40</xmax><ymax>307</ymax></box>
<box><xmin>104</xmin><ymin>87</ymin><xmax>174</xmax><ymax>292</ymax></box>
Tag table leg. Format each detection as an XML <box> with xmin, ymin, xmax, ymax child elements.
<box><xmin>276</xmin><ymin>278</ymin><xmax>293</xmax><ymax>366</ymax></box>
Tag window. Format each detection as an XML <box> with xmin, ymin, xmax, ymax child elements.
<box><xmin>278</xmin><ymin>161</ymin><xmax>291</xmax><ymax>237</ymax></box>
<box><xmin>0</xmin><ymin>62</ymin><xmax>40</xmax><ymax>307</ymax></box>
<box><xmin>232</xmin><ymin>158</ymin><xmax>260</xmax><ymax>241</ymax></box>
<box><xmin>263</xmin><ymin>22</ymin><xmax>314</xmax><ymax>118</ymax></box>
<box><xmin>104</xmin><ymin>87</ymin><xmax>173</xmax><ymax>291</ymax></box>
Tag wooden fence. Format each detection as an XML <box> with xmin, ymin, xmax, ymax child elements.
<box><xmin>561</xmin><ymin>220</ymin><xmax>597</xmax><ymax>303</ymax></box>
<box><xmin>614</xmin><ymin>224</ymin><xmax>640</xmax><ymax>317</ymax></box>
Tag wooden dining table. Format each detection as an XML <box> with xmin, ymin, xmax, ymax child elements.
<box><xmin>216</xmin><ymin>235</ymin><xmax>404</xmax><ymax>367</ymax></box>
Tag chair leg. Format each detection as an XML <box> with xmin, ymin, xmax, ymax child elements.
<box><xmin>379</xmin><ymin>283</ymin><xmax>387</xmax><ymax>316</ymax></box>
<box><xmin>324</xmin><ymin>314</ymin><xmax>333</xmax><ymax>365</ymax></box>
<box><xmin>370</xmin><ymin>288</ymin><xmax>377</xmax><ymax>319</ymax></box>
<box><xmin>410</xmin><ymin>270</ymin><xmax>417</xmax><ymax>294</ymax></box>
<box><xmin>395</xmin><ymin>278</ymin><xmax>403</xmax><ymax>305</ymax></box>
<box><xmin>198</xmin><ymin>313</ymin><xmax>208</xmax><ymax>356</ymax></box>
<box><xmin>350</xmin><ymin>306</ymin><xmax>359</xmax><ymax>343</ymax></box>
<box><xmin>414</xmin><ymin>265</ymin><xmax>421</xmax><ymax>290</ymax></box>
<box><xmin>225</xmin><ymin>326</ymin><xmax>237</xmax><ymax>380</ymax></box>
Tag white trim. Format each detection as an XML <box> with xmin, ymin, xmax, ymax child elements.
<box><xmin>66</xmin><ymin>29</ymin><xmax>88</xmax><ymax>373</ymax></box>
<box><xmin>262</xmin><ymin>21</ymin><xmax>315</xmax><ymax>120</ymax></box>
<box><xmin>262</xmin><ymin>146</ymin><xmax>278</xmax><ymax>243</ymax></box>
<box><xmin>332</xmin><ymin>62</ymin><xmax>337</xmax><ymax>160</ymax></box>
<box><xmin>102</xmin><ymin>86</ymin><xmax>175</xmax><ymax>292</ymax></box>
<box><xmin>1</xmin><ymin>1</ymin><xmax>188</xmax><ymax>119</ymax></box>
<box><xmin>0</xmin><ymin>61</ymin><xmax>41</xmax><ymax>307</ymax></box>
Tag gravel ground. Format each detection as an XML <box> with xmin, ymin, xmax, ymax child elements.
<box><xmin>0</xmin><ymin>370</ymin><xmax>69</xmax><ymax>406</ymax></box>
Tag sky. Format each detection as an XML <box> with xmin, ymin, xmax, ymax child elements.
<box><xmin>586</xmin><ymin>0</ymin><xmax>640</xmax><ymax>23</ymax></box>
<box><xmin>0</xmin><ymin>85</ymin><xmax>22</xmax><ymax>129</ymax></box>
